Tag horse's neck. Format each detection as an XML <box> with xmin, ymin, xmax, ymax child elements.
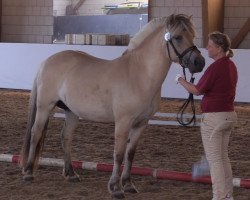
<box><xmin>130</xmin><ymin>28</ymin><xmax>171</xmax><ymax>88</ymax></box>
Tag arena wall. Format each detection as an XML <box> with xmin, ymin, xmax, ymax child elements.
<box><xmin>0</xmin><ymin>43</ymin><xmax>249</xmax><ymax>103</ymax></box>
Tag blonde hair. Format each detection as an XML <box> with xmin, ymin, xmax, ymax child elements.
<box><xmin>208</xmin><ymin>31</ymin><xmax>234</xmax><ymax>57</ymax></box>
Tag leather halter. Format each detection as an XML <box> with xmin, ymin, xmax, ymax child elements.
<box><xmin>165</xmin><ymin>32</ymin><xmax>198</xmax><ymax>78</ymax></box>
<box><xmin>165</xmin><ymin>32</ymin><xmax>198</xmax><ymax>126</ymax></box>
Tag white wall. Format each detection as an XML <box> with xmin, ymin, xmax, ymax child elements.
<box><xmin>0</xmin><ymin>43</ymin><xmax>126</xmax><ymax>89</ymax></box>
<box><xmin>0</xmin><ymin>43</ymin><xmax>249</xmax><ymax>103</ymax></box>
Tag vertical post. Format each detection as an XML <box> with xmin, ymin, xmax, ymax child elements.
<box><xmin>202</xmin><ymin>0</ymin><xmax>225</xmax><ymax>47</ymax></box>
<box><xmin>202</xmin><ymin>0</ymin><xmax>209</xmax><ymax>47</ymax></box>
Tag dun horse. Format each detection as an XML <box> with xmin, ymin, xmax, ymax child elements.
<box><xmin>21</xmin><ymin>14</ymin><xmax>205</xmax><ymax>199</ymax></box>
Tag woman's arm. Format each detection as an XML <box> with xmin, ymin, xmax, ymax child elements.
<box><xmin>178</xmin><ymin>77</ymin><xmax>201</xmax><ymax>96</ymax></box>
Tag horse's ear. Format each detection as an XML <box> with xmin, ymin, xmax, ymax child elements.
<box><xmin>169</xmin><ymin>14</ymin><xmax>175</xmax><ymax>20</ymax></box>
<box><xmin>189</xmin><ymin>15</ymin><xmax>193</xmax><ymax>20</ymax></box>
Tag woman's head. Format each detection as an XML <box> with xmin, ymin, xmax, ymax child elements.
<box><xmin>207</xmin><ymin>31</ymin><xmax>233</xmax><ymax>60</ymax></box>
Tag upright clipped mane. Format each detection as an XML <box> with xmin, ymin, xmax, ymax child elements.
<box><xmin>166</xmin><ymin>14</ymin><xmax>196</xmax><ymax>38</ymax></box>
<box><xmin>127</xmin><ymin>14</ymin><xmax>195</xmax><ymax>51</ymax></box>
<box><xmin>127</xmin><ymin>17</ymin><xmax>167</xmax><ymax>50</ymax></box>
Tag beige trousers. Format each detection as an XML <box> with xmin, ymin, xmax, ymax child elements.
<box><xmin>201</xmin><ymin>111</ymin><xmax>237</xmax><ymax>200</ymax></box>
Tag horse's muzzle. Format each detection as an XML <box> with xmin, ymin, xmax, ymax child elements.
<box><xmin>194</xmin><ymin>56</ymin><xmax>205</xmax><ymax>72</ymax></box>
<box><xmin>188</xmin><ymin>54</ymin><xmax>205</xmax><ymax>74</ymax></box>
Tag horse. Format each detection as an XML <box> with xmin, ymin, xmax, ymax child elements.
<box><xmin>20</xmin><ymin>14</ymin><xmax>205</xmax><ymax>199</ymax></box>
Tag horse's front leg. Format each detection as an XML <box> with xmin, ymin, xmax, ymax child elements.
<box><xmin>61</xmin><ymin>110</ymin><xmax>80</xmax><ymax>182</ymax></box>
<box><xmin>108</xmin><ymin>120</ymin><xmax>131</xmax><ymax>199</ymax></box>
<box><xmin>121</xmin><ymin>122</ymin><xmax>146</xmax><ymax>193</ymax></box>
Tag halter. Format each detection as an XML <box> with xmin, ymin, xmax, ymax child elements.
<box><xmin>165</xmin><ymin>32</ymin><xmax>197</xmax><ymax>126</ymax></box>
<box><xmin>165</xmin><ymin>31</ymin><xmax>198</xmax><ymax>79</ymax></box>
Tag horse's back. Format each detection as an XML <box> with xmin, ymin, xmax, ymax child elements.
<box><xmin>43</xmin><ymin>50</ymin><xmax>107</xmax><ymax>70</ymax></box>
<box><xmin>36</xmin><ymin>50</ymin><xmax>110</xmax><ymax>88</ymax></box>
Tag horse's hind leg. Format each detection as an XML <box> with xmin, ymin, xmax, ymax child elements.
<box><xmin>61</xmin><ymin>110</ymin><xmax>80</xmax><ymax>182</ymax></box>
<box><xmin>121</xmin><ymin>122</ymin><xmax>147</xmax><ymax>193</ymax></box>
<box><xmin>23</xmin><ymin>107</ymin><xmax>51</xmax><ymax>181</ymax></box>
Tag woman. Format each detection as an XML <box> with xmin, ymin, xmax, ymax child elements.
<box><xmin>175</xmin><ymin>31</ymin><xmax>237</xmax><ymax>200</ymax></box>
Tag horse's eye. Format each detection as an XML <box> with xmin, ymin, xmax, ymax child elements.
<box><xmin>174</xmin><ymin>35</ymin><xmax>182</xmax><ymax>41</ymax></box>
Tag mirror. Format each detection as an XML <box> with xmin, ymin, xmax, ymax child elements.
<box><xmin>53</xmin><ymin>0</ymin><xmax>148</xmax><ymax>45</ymax></box>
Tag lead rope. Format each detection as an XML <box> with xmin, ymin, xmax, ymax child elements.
<box><xmin>176</xmin><ymin>72</ymin><xmax>196</xmax><ymax>126</ymax></box>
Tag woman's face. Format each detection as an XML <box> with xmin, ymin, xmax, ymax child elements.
<box><xmin>206</xmin><ymin>39</ymin><xmax>221</xmax><ymax>60</ymax></box>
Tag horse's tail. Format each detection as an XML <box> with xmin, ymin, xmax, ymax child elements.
<box><xmin>20</xmin><ymin>75</ymin><xmax>49</xmax><ymax>168</ymax></box>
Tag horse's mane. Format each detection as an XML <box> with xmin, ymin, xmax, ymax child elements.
<box><xmin>127</xmin><ymin>17</ymin><xmax>167</xmax><ymax>50</ymax></box>
<box><xmin>127</xmin><ymin>14</ymin><xmax>196</xmax><ymax>51</ymax></box>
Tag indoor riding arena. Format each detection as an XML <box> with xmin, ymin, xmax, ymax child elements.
<box><xmin>0</xmin><ymin>1</ymin><xmax>250</xmax><ymax>200</ymax></box>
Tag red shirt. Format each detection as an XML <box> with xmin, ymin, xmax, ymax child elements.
<box><xmin>195</xmin><ymin>57</ymin><xmax>238</xmax><ymax>113</ymax></box>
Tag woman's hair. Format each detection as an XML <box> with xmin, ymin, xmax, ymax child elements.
<box><xmin>208</xmin><ymin>31</ymin><xmax>234</xmax><ymax>57</ymax></box>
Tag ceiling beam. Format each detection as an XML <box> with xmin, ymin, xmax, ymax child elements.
<box><xmin>231</xmin><ymin>18</ymin><xmax>250</xmax><ymax>48</ymax></box>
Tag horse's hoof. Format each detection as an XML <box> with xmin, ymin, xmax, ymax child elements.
<box><xmin>123</xmin><ymin>183</ymin><xmax>138</xmax><ymax>193</ymax></box>
<box><xmin>65</xmin><ymin>175</ymin><xmax>81</xmax><ymax>182</ymax></box>
<box><xmin>63</xmin><ymin>169</ymin><xmax>81</xmax><ymax>182</ymax></box>
<box><xmin>111</xmin><ymin>191</ymin><xmax>125</xmax><ymax>199</ymax></box>
<box><xmin>124</xmin><ymin>185</ymin><xmax>138</xmax><ymax>193</ymax></box>
<box><xmin>22</xmin><ymin>174</ymin><xmax>34</xmax><ymax>182</ymax></box>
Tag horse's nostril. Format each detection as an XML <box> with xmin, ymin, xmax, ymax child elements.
<box><xmin>194</xmin><ymin>57</ymin><xmax>205</xmax><ymax>68</ymax></box>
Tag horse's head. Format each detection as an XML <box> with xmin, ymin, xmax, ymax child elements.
<box><xmin>164</xmin><ymin>14</ymin><xmax>205</xmax><ymax>74</ymax></box>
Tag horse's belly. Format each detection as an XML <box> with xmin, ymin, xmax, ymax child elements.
<box><xmin>77</xmin><ymin>108</ymin><xmax>114</xmax><ymax>122</ymax></box>
<box><xmin>59</xmin><ymin>74</ymin><xmax>115</xmax><ymax>122</ymax></box>
<box><xmin>66</xmin><ymin>98</ymin><xmax>114</xmax><ymax>123</ymax></box>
